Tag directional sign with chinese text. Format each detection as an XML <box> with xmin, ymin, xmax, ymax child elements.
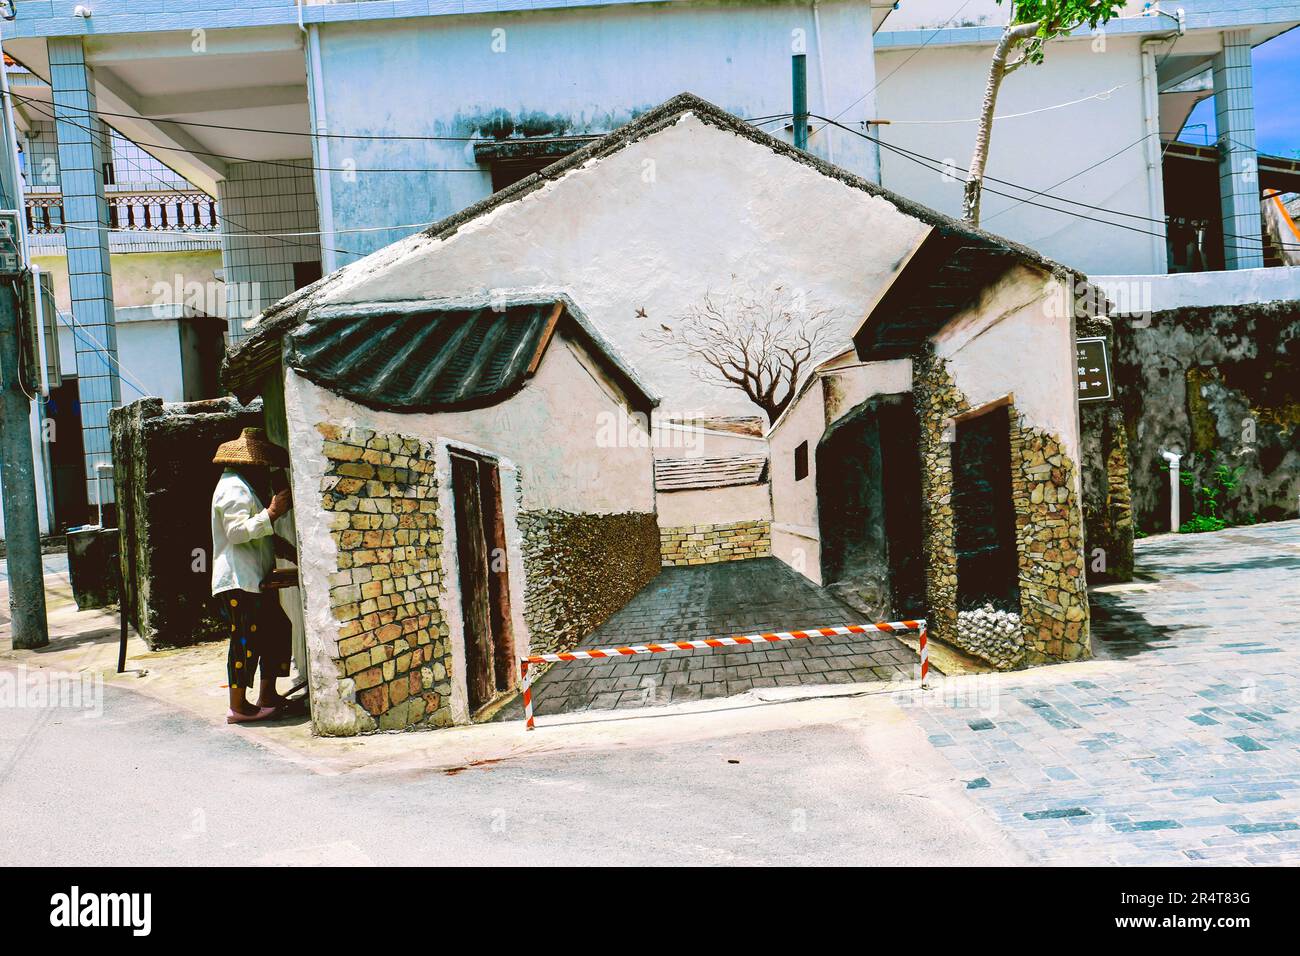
<box><xmin>1076</xmin><ymin>336</ymin><xmax>1112</xmax><ymax>402</ymax></box>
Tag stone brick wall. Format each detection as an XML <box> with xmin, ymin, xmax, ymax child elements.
<box><xmin>518</xmin><ymin>510</ymin><xmax>661</xmax><ymax>655</ymax></box>
<box><xmin>316</xmin><ymin>423</ymin><xmax>453</xmax><ymax>732</ymax></box>
<box><xmin>110</xmin><ymin>396</ymin><xmax>263</xmax><ymax>649</ymax></box>
<box><xmin>660</xmin><ymin>520</ymin><xmax>772</xmax><ymax>566</ymax></box>
<box><xmin>914</xmin><ymin>351</ymin><xmax>1089</xmax><ymax>668</ymax></box>
<box><xmin>1078</xmin><ymin>315</ymin><xmax>1135</xmax><ymax>582</ymax></box>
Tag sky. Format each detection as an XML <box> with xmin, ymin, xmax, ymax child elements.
<box><xmin>1184</xmin><ymin>26</ymin><xmax>1300</xmax><ymax>157</ymax></box>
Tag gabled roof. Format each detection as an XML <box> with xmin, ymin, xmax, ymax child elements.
<box><xmin>852</xmin><ymin>229</ymin><xmax>1052</xmax><ymax>360</ymax></box>
<box><xmin>654</xmin><ymin>455</ymin><xmax>769</xmax><ymax>491</ymax></box>
<box><xmin>223</xmin><ymin>92</ymin><xmax>1070</xmax><ymax>394</ymax></box>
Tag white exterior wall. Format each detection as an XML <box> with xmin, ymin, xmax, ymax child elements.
<box><xmin>1094</xmin><ymin>265</ymin><xmax>1300</xmax><ymax>311</ymax></box>
<box><xmin>313</xmin><ymin>0</ymin><xmax>881</xmax><ymax>261</ymax></box>
<box><xmin>657</xmin><ymin>483</ymin><xmax>772</xmax><ymax>528</ymax></box>
<box><xmin>218</xmin><ymin>160</ymin><xmax>323</xmax><ymax>342</ymax></box>
<box><xmin>933</xmin><ymin>264</ymin><xmax>1082</xmax><ymax>469</ymax></box>
<box><xmin>57</xmin><ymin>315</ymin><xmax>188</xmax><ymax>403</ymax></box>
<box><xmin>302</xmin><ymin>112</ymin><xmax>931</xmax><ymax>417</ymax></box>
<box><xmin>874</xmin><ymin>35</ymin><xmax>1163</xmax><ymax>275</ymax></box>
<box><xmin>768</xmin><ymin>359</ymin><xmax>911</xmax><ymax>584</ymax></box>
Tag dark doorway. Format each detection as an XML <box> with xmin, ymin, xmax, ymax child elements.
<box><xmin>44</xmin><ymin>377</ymin><xmax>89</xmax><ymax>530</ymax></box>
<box><xmin>816</xmin><ymin>395</ymin><xmax>924</xmax><ymax>619</ymax></box>
<box><xmin>952</xmin><ymin>405</ymin><xmax>1020</xmax><ymax>609</ymax></box>
<box><xmin>450</xmin><ymin>450</ymin><xmax>515</xmax><ymax>714</ymax></box>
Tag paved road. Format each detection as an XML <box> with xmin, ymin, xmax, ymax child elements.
<box><xmin>908</xmin><ymin>520</ymin><xmax>1300</xmax><ymax>864</ymax></box>
<box><xmin>499</xmin><ymin>558</ymin><xmax>916</xmax><ymax>719</ymax></box>
<box><xmin>0</xmin><ymin>677</ymin><xmax>1017</xmax><ymax>866</ymax></box>
<box><xmin>5</xmin><ymin>522</ymin><xmax>1298</xmax><ymax>866</ymax></box>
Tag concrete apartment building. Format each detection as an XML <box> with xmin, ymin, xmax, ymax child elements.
<box><xmin>1</xmin><ymin>59</ymin><xmax>225</xmax><ymax>536</ymax></box>
<box><xmin>1</xmin><ymin>0</ymin><xmax>1298</xmax><ymax>539</ymax></box>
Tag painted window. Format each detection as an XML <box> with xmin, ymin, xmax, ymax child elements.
<box><xmin>794</xmin><ymin>441</ymin><xmax>809</xmax><ymax>481</ymax></box>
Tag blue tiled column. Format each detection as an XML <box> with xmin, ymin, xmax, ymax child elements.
<box><xmin>48</xmin><ymin>37</ymin><xmax>120</xmax><ymax>509</ymax></box>
<box><xmin>1213</xmin><ymin>30</ymin><xmax>1264</xmax><ymax>271</ymax></box>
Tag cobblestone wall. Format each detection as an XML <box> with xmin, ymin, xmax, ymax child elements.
<box><xmin>110</xmin><ymin>397</ymin><xmax>263</xmax><ymax>648</ymax></box>
<box><xmin>660</xmin><ymin>520</ymin><xmax>772</xmax><ymax>566</ymax></box>
<box><xmin>1079</xmin><ymin>315</ymin><xmax>1135</xmax><ymax>582</ymax></box>
<box><xmin>316</xmin><ymin>423</ymin><xmax>453</xmax><ymax>732</ymax></box>
<box><xmin>914</xmin><ymin>351</ymin><xmax>1090</xmax><ymax>668</ymax></box>
<box><xmin>518</xmin><ymin>510</ymin><xmax>661</xmax><ymax>655</ymax></box>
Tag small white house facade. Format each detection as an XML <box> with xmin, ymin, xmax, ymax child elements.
<box><xmin>229</xmin><ymin>297</ymin><xmax>661</xmax><ymax>734</ymax></box>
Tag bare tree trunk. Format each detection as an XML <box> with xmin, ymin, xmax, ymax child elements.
<box><xmin>963</xmin><ymin>22</ymin><xmax>1040</xmax><ymax>227</ymax></box>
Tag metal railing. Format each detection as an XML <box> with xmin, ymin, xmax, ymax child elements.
<box><xmin>25</xmin><ymin>190</ymin><xmax>219</xmax><ymax>235</ymax></box>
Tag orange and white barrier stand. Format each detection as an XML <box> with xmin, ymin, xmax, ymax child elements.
<box><xmin>519</xmin><ymin>619</ymin><xmax>928</xmax><ymax>731</ymax></box>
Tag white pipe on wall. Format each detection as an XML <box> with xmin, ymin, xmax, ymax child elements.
<box><xmin>1161</xmin><ymin>449</ymin><xmax>1181</xmax><ymax>532</ymax></box>
<box><xmin>812</xmin><ymin>1</ymin><xmax>834</xmax><ymax>165</ymax></box>
<box><xmin>1140</xmin><ymin>40</ymin><xmax>1169</xmax><ymax>275</ymax></box>
<box><xmin>306</xmin><ymin>24</ymin><xmax>338</xmax><ymax>275</ymax></box>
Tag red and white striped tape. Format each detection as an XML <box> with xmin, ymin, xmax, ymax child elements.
<box><xmin>519</xmin><ymin>619</ymin><xmax>928</xmax><ymax>730</ymax></box>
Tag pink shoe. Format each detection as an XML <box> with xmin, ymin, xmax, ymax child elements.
<box><xmin>226</xmin><ymin>706</ymin><xmax>278</xmax><ymax>725</ymax></box>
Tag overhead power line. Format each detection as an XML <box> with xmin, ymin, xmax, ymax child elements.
<box><xmin>811</xmin><ymin>113</ymin><xmax>1296</xmax><ymax>250</ymax></box>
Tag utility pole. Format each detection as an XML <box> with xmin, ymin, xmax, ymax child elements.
<box><xmin>0</xmin><ymin>10</ymin><xmax>49</xmax><ymax>649</ymax></box>
<box><xmin>792</xmin><ymin>53</ymin><xmax>808</xmax><ymax>151</ymax></box>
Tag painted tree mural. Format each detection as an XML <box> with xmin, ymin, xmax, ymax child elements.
<box><xmin>645</xmin><ymin>281</ymin><xmax>839</xmax><ymax>424</ymax></box>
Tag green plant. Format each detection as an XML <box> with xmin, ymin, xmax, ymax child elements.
<box><xmin>1174</xmin><ymin>451</ymin><xmax>1246</xmax><ymax>533</ymax></box>
<box><xmin>1179</xmin><ymin>514</ymin><xmax>1227</xmax><ymax>534</ymax></box>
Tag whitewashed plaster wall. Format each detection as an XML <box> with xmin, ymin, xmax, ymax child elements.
<box><xmin>657</xmin><ymin>482</ymin><xmax>772</xmax><ymax>528</ymax></box>
<box><xmin>300</xmin><ymin>111</ymin><xmax>932</xmax><ymax>418</ymax></box>
<box><xmin>768</xmin><ymin>358</ymin><xmax>912</xmax><ymax>584</ymax></box>
<box><xmin>933</xmin><ymin>264</ymin><xmax>1082</xmax><ymax>473</ymax></box>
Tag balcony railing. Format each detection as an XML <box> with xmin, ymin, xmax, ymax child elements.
<box><xmin>25</xmin><ymin>190</ymin><xmax>219</xmax><ymax>235</ymax></box>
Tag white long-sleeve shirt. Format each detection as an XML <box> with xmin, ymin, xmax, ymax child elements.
<box><xmin>211</xmin><ymin>469</ymin><xmax>277</xmax><ymax>595</ymax></box>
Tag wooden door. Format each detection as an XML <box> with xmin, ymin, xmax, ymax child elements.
<box><xmin>450</xmin><ymin>452</ymin><xmax>515</xmax><ymax>713</ymax></box>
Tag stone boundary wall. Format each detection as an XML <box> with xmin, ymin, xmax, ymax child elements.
<box><xmin>914</xmin><ymin>351</ymin><xmax>1089</xmax><ymax>669</ymax></box>
<box><xmin>660</xmin><ymin>520</ymin><xmax>772</xmax><ymax>566</ymax></box>
<box><xmin>1113</xmin><ymin>300</ymin><xmax>1300</xmax><ymax>532</ymax></box>
<box><xmin>316</xmin><ymin>423</ymin><xmax>454</xmax><ymax>733</ymax></box>
<box><xmin>518</xmin><ymin>510</ymin><xmax>661</xmax><ymax>656</ymax></box>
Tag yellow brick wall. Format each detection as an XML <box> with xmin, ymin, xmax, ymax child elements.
<box><xmin>316</xmin><ymin>423</ymin><xmax>453</xmax><ymax>732</ymax></box>
<box><xmin>659</xmin><ymin>520</ymin><xmax>772</xmax><ymax>566</ymax></box>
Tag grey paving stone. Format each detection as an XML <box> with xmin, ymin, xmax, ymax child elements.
<box><xmin>905</xmin><ymin>519</ymin><xmax>1300</xmax><ymax>865</ymax></box>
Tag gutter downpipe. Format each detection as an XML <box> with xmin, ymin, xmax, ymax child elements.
<box><xmin>1139</xmin><ymin>11</ymin><xmax>1183</xmax><ymax>275</ymax></box>
<box><xmin>304</xmin><ymin>13</ymin><xmax>339</xmax><ymax>275</ymax></box>
<box><xmin>811</xmin><ymin>1</ymin><xmax>835</xmax><ymax>164</ymax></box>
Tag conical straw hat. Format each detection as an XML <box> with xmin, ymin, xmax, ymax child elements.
<box><xmin>212</xmin><ymin>427</ymin><xmax>288</xmax><ymax>468</ymax></box>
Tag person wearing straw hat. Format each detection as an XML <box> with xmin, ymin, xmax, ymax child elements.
<box><xmin>210</xmin><ymin>427</ymin><xmax>295</xmax><ymax>724</ymax></box>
